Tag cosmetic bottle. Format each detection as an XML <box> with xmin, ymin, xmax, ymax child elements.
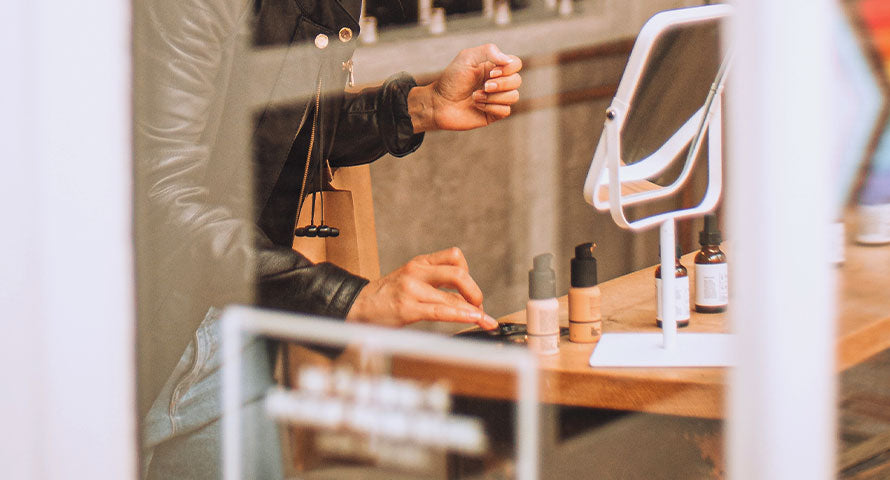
<box><xmin>359</xmin><ymin>16</ymin><xmax>378</xmax><ymax>45</ymax></box>
<box><xmin>482</xmin><ymin>0</ymin><xmax>494</xmax><ymax>18</ymax></box>
<box><xmin>568</xmin><ymin>243</ymin><xmax>601</xmax><ymax>343</ymax></box>
<box><xmin>694</xmin><ymin>214</ymin><xmax>728</xmax><ymax>313</ymax></box>
<box><xmin>418</xmin><ymin>0</ymin><xmax>432</xmax><ymax>26</ymax></box>
<box><xmin>494</xmin><ymin>0</ymin><xmax>511</xmax><ymax>26</ymax></box>
<box><xmin>527</xmin><ymin>253</ymin><xmax>559</xmax><ymax>355</ymax></box>
<box><xmin>655</xmin><ymin>245</ymin><xmax>690</xmax><ymax>328</ymax></box>
<box><xmin>429</xmin><ymin>8</ymin><xmax>446</xmax><ymax>35</ymax></box>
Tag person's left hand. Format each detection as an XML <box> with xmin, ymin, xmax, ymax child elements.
<box><xmin>408</xmin><ymin>44</ymin><xmax>523</xmax><ymax>132</ymax></box>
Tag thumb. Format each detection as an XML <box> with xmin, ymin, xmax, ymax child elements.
<box><xmin>461</xmin><ymin>43</ymin><xmax>514</xmax><ymax>67</ymax></box>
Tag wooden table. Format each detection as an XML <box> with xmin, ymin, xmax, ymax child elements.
<box><xmin>393</xmin><ymin>242</ymin><xmax>890</xmax><ymax>420</ymax></box>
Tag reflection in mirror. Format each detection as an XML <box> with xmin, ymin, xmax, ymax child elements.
<box><xmin>620</xmin><ymin>19</ymin><xmax>722</xmax><ymax>168</ymax></box>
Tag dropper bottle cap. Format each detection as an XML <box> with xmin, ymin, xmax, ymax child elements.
<box><xmin>529</xmin><ymin>253</ymin><xmax>556</xmax><ymax>299</ymax></box>
<box><xmin>699</xmin><ymin>213</ymin><xmax>722</xmax><ymax>246</ymax></box>
<box><xmin>570</xmin><ymin>243</ymin><xmax>598</xmax><ymax>288</ymax></box>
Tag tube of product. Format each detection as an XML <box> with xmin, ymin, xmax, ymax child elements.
<box><xmin>527</xmin><ymin>253</ymin><xmax>559</xmax><ymax>355</ymax></box>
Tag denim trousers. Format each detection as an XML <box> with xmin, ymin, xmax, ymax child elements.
<box><xmin>141</xmin><ymin>307</ymin><xmax>284</xmax><ymax>480</ymax></box>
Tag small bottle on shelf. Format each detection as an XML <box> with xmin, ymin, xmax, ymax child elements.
<box><xmin>694</xmin><ymin>214</ymin><xmax>728</xmax><ymax>313</ymax></box>
<box><xmin>418</xmin><ymin>0</ymin><xmax>433</xmax><ymax>26</ymax></box>
<box><xmin>655</xmin><ymin>244</ymin><xmax>690</xmax><ymax>328</ymax></box>
<box><xmin>429</xmin><ymin>7</ymin><xmax>446</xmax><ymax>35</ymax></box>
<box><xmin>494</xmin><ymin>0</ymin><xmax>511</xmax><ymax>26</ymax></box>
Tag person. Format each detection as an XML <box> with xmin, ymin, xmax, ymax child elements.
<box><xmin>134</xmin><ymin>0</ymin><xmax>522</xmax><ymax>477</ymax></box>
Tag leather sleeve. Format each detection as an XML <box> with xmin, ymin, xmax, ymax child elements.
<box><xmin>134</xmin><ymin>0</ymin><xmax>368</xmax><ymax>323</ymax></box>
<box><xmin>328</xmin><ymin>72</ymin><xmax>425</xmax><ymax>167</ymax></box>
<box><xmin>255</xmin><ymin>234</ymin><xmax>368</xmax><ymax>318</ymax></box>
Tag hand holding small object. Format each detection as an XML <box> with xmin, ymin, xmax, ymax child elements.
<box><xmin>347</xmin><ymin>247</ymin><xmax>498</xmax><ymax>330</ymax></box>
<box><xmin>407</xmin><ymin>43</ymin><xmax>523</xmax><ymax>132</ymax></box>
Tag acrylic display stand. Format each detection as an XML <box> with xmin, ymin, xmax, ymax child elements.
<box><xmin>582</xmin><ymin>5</ymin><xmax>734</xmax><ymax>368</ymax></box>
<box><xmin>589</xmin><ymin>333</ymin><xmax>734</xmax><ymax>368</ymax></box>
<box><xmin>221</xmin><ymin>306</ymin><xmax>541</xmax><ymax>480</ymax></box>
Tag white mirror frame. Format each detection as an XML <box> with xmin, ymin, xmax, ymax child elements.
<box><xmin>582</xmin><ymin>5</ymin><xmax>733</xmax><ymax>349</ymax></box>
<box><xmin>582</xmin><ymin>5</ymin><xmax>733</xmax><ymax>232</ymax></box>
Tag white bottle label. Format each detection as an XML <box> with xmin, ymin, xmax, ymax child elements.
<box><xmin>694</xmin><ymin>263</ymin><xmax>728</xmax><ymax>307</ymax></box>
<box><xmin>526</xmin><ymin>300</ymin><xmax>559</xmax><ymax>335</ymax></box>
<box><xmin>655</xmin><ymin>276</ymin><xmax>690</xmax><ymax>321</ymax></box>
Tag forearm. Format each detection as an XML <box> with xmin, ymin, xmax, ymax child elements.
<box><xmin>407</xmin><ymin>83</ymin><xmax>437</xmax><ymax>134</ymax></box>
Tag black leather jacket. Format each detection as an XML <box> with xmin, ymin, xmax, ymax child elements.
<box><xmin>134</xmin><ymin>0</ymin><xmax>423</xmax><ymax>415</ymax></box>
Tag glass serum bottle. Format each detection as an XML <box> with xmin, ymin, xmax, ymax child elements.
<box><xmin>527</xmin><ymin>253</ymin><xmax>559</xmax><ymax>355</ymax></box>
<box><xmin>694</xmin><ymin>214</ymin><xmax>728</xmax><ymax>313</ymax></box>
<box><xmin>568</xmin><ymin>243</ymin><xmax>601</xmax><ymax>343</ymax></box>
<box><xmin>655</xmin><ymin>244</ymin><xmax>690</xmax><ymax>328</ymax></box>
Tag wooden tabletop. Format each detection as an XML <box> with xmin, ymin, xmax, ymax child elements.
<box><xmin>392</xmin><ymin>242</ymin><xmax>890</xmax><ymax>419</ymax></box>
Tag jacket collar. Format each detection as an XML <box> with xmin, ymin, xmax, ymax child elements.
<box><xmin>292</xmin><ymin>0</ymin><xmax>361</xmax><ymax>33</ymax></box>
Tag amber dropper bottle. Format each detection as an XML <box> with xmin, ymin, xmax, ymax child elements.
<box><xmin>694</xmin><ymin>214</ymin><xmax>728</xmax><ymax>313</ymax></box>
<box><xmin>655</xmin><ymin>244</ymin><xmax>690</xmax><ymax>328</ymax></box>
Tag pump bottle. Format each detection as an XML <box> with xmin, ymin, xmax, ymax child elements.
<box><xmin>694</xmin><ymin>214</ymin><xmax>728</xmax><ymax>313</ymax></box>
<box><xmin>655</xmin><ymin>245</ymin><xmax>690</xmax><ymax>328</ymax></box>
<box><xmin>527</xmin><ymin>253</ymin><xmax>559</xmax><ymax>355</ymax></box>
<box><xmin>569</xmin><ymin>243</ymin><xmax>601</xmax><ymax>343</ymax></box>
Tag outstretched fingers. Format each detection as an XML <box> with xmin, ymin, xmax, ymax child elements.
<box><xmin>411</xmin><ymin>302</ymin><xmax>497</xmax><ymax>329</ymax></box>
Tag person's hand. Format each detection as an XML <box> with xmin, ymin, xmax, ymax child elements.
<box><xmin>407</xmin><ymin>44</ymin><xmax>522</xmax><ymax>133</ymax></box>
<box><xmin>346</xmin><ymin>247</ymin><xmax>498</xmax><ymax>330</ymax></box>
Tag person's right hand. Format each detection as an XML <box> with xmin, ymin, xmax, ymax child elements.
<box><xmin>346</xmin><ymin>247</ymin><xmax>497</xmax><ymax>330</ymax></box>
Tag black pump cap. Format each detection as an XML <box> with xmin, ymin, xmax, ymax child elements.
<box><xmin>529</xmin><ymin>253</ymin><xmax>556</xmax><ymax>299</ymax></box>
<box><xmin>571</xmin><ymin>243</ymin><xmax>598</xmax><ymax>288</ymax></box>
<box><xmin>699</xmin><ymin>214</ymin><xmax>722</xmax><ymax>246</ymax></box>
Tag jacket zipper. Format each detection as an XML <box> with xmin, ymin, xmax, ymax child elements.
<box><xmin>294</xmin><ymin>74</ymin><xmax>323</xmax><ymax>227</ymax></box>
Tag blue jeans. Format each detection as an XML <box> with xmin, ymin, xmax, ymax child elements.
<box><xmin>142</xmin><ymin>307</ymin><xmax>284</xmax><ymax>480</ymax></box>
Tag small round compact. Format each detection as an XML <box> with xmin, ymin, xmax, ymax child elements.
<box><xmin>455</xmin><ymin>322</ymin><xmax>569</xmax><ymax>345</ymax></box>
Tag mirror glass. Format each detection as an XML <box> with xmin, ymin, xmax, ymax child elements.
<box><xmin>620</xmin><ymin>19</ymin><xmax>723</xmax><ymax>167</ymax></box>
